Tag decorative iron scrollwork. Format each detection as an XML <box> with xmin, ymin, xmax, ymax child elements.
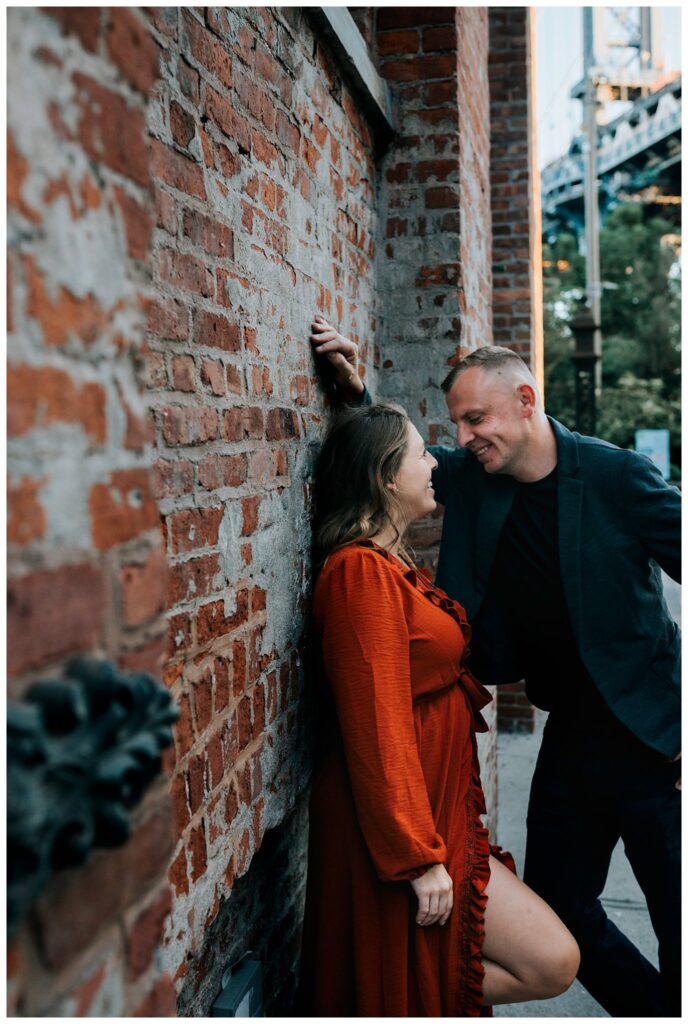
<box><xmin>7</xmin><ymin>657</ymin><xmax>179</xmax><ymax>938</ymax></box>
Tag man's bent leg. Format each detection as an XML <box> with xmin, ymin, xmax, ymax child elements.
<box><xmin>621</xmin><ymin>759</ymin><xmax>682</xmax><ymax>1016</ymax></box>
<box><xmin>523</xmin><ymin>721</ymin><xmax>666</xmax><ymax>1017</ymax></box>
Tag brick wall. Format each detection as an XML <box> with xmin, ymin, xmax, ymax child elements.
<box><xmin>489</xmin><ymin>7</ymin><xmax>544</xmax><ymax>733</ymax></box>
<box><xmin>7</xmin><ymin>7</ymin><xmax>174</xmax><ymax>1015</ymax></box>
<box><xmin>375</xmin><ymin>8</ymin><xmax>498</xmax><ymax>825</ymax></box>
<box><xmin>8</xmin><ymin>6</ymin><xmax>538</xmax><ymax>1014</ymax></box>
<box><xmin>144</xmin><ymin>8</ymin><xmax>379</xmax><ymax>1011</ymax></box>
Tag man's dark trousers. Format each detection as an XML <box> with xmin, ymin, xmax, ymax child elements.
<box><xmin>524</xmin><ymin>713</ymin><xmax>681</xmax><ymax>1017</ymax></box>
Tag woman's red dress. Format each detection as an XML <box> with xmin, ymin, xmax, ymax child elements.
<box><xmin>300</xmin><ymin>542</ymin><xmax>515</xmax><ymax>1016</ymax></box>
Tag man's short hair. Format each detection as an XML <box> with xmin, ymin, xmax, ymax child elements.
<box><xmin>441</xmin><ymin>346</ymin><xmax>530</xmax><ymax>394</ymax></box>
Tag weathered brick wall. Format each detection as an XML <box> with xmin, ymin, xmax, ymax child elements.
<box><xmin>142</xmin><ymin>8</ymin><xmax>378</xmax><ymax>1012</ymax></box>
<box><xmin>489</xmin><ymin>7</ymin><xmax>544</xmax><ymax>733</ymax></box>
<box><xmin>375</xmin><ymin>7</ymin><xmax>498</xmax><ymax>827</ymax></box>
<box><xmin>489</xmin><ymin>7</ymin><xmax>543</xmax><ymax>380</ymax></box>
<box><xmin>7</xmin><ymin>7</ymin><xmax>175</xmax><ymax>1016</ymax></box>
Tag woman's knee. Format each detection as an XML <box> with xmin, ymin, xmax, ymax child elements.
<box><xmin>528</xmin><ymin>932</ymin><xmax>580</xmax><ymax>999</ymax></box>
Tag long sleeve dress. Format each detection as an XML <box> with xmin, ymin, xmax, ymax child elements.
<box><xmin>299</xmin><ymin>541</ymin><xmax>515</xmax><ymax>1017</ymax></box>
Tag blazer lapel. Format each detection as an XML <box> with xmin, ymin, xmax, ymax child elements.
<box><xmin>550</xmin><ymin>418</ymin><xmax>585</xmax><ymax>645</ymax></box>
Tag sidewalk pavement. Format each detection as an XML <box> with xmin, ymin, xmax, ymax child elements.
<box><xmin>493</xmin><ymin>573</ymin><xmax>680</xmax><ymax>1018</ymax></box>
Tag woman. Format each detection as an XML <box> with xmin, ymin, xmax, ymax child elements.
<box><xmin>299</xmin><ymin>403</ymin><xmax>579</xmax><ymax>1016</ymax></box>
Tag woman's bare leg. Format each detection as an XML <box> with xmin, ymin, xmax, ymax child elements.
<box><xmin>481</xmin><ymin>855</ymin><xmax>580</xmax><ymax>1006</ymax></box>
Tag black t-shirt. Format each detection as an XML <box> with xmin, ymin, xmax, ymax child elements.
<box><xmin>488</xmin><ymin>466</ymin><xmax>616</xmax><ymax>727</ymax></box>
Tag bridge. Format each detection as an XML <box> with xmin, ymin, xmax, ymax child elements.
<box><xmin>541</xmin><ymin>73</ymin><xmax>681</xmax><ymax>240</ymax></box>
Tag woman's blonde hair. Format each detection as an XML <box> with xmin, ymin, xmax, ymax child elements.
<box><xmin>312</xmin><ymin>402</ymin><xmax>411</xmax><ymax>568</ymax></box>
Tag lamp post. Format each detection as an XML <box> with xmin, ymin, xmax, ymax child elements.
<box><xmin>570</xmin><ymin>301</ymin><xmax>600</xmax><ymax>435</ymax></box>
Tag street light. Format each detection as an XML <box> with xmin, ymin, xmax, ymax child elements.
<box><xmin>569</xmin><ymin>300</ymin><xmax>600</xmax><ymax>435</ymax></box>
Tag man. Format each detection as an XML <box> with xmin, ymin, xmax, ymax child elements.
<box><xmin>310</xmin><ymin>316</ymin><xmax>681</xmax><ymax>1017</ymax></box>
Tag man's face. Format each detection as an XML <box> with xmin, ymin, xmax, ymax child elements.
<box><xmin>444</xmin><ymin>366</ymin><xmax>534</xmax><ymax>476</ymax></box>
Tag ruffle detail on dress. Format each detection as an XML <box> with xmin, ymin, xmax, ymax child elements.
<box><xmin>462</xmin><ymin>761</ymin><xmax>493</xmax><ymax>1017</ymax></box>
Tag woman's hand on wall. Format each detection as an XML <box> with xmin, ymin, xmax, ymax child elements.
<box><xmin>310</xmin><ymin>315</ymin><xmax>364</xmax><ymax>397</ymax></box>
<box><xmin>410</xmin><ymin>863</ymin><xmax>454</xmax><ymax>927</ymax></box>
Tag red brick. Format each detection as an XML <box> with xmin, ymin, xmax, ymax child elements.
<box><xmin>208</xmin><ymin>730</ymin><xmax>224</xmax><ymax>789</ymax></box>
<box><xmin>114</xmin><ymin>186</ymin><xmax>153</xmax><ymax>261</ymax></box>
<box><xmin>167</xmin><ymin>506</ymin><xmax>223</xmax><ymax>554</ymax></box>
<box><xmin>132</xmin><ymin>975</ymin><xmax>177</xmax><ymax>1018</ymax></box>
<box><xmin>168</xmin><ymin>846</ymin><xmax>189</xmax><ymax>897</ymax></box>
<box><xmin>194</xmin><ymin>311</ymin><xmax>241</xmax><ymax>352</ymax></box>
<box><xmin>425</xmin><ymin>185</ymin><xmax>460</xmax><ymax>209</ymax></box>
<box><xmin>7</xmin><ymin>562</ymin><xmax>105</xmax><ymax>675</ymax></box>
<box><xmin>416</xmin><ymin>159</ymin><xmax>457</xmax><ymax>182</ymax></box>
<box><xmin>205</xmin><ymin>86</ymin><xmax>250</xmax><ymax>152</ymax></box>
<box><xmin>221</xmin><ymin>406</ymin><xmax>264</xmax><ymax>442</ymax></box>
<box><xmin>251</xmin><ymin>128</ymin><xmax>280</xmax><ymax>169</ymax></box>
<box><xmin>377</xmin><ymin>30</ymin><xmax>419</xmax><ymax>56</ymax></box>
<box><xmin>127</xmin><ymin>886</ymin><xmax>172</xmax><ymax>979</ymax></box>
<box><xmin>22</xmin><ymin>255</ymin><xmax>108</xmax><ymax>348</ymax></box>
<box><xmin>187</xmin><ymin>752</ymin><xmax>206</xmax><ymax>813</ymax></box>
<box><xmin>161</xmin><ymin>406</ymin><xmax>218</xmax><ymax>446</ymax></box>
<box><xmin>227</xmin><ymin>364</ymin><xmax>244</xmax><ymax>395</ymax></box>
<box><xmin>197</xmin><ymin>453</ymin><xmax>247</xmax><ymax>490</ymax></box>
<box><xmin>424</xmin><ymin>24</ymin><xmax>459</xmax><ymax>54</ymax></box>
<box><xmin>173</xmin><ymin>693</ymin><xmax>194</xmax><ymax>758</ymax></box>
<box><xmin>107</xmin><ymin>8</ymin><xmax>160</xmax><ymax>94</ymax></box>
<box><xmin>159</xmin><ymin>248</ymin><xmax>214</xmax><ymax>297</ymax></box>
<box><xmin>146</xmin><ymin>295</ymin><xmax>189</xmax><ymax>340</ymax></box>
<box><xmin>89</xmin><ymin>468</ymin><xmax>159</xmax><ymax>551</ymax></box>
<box><xmin>46</xmin><ymin>7</ymin><xmax>101</xmax><ymax>51</ymax></box>
<box><xmin>201</xmin><ymin>358</ymin><xmax>226</xmax><ymax>395</ymax></box>
<box><xmin>266</xmin><ymin>407</ymin><xmax>300</xmax><ymax>441</ymax></box>
<box><xmin>241</xmin><ymin>495</ymin><xmax>261</xmax><ymax>536</ymax></box>
<box><xmin>188</xmin><ymin>823</ymin><xmax>207</xmax><ymax>882</ymax></box>
<box><xmin>227</xmin><ymin>640</ymin><xmax>245</xmax><ymax>698</ymax></box>
<box><xmin>216</xmin><ymin>143</ymin><xmax>241</xmax><ymax>178</ymax></box>
<box><xmin>152</xmin><ymin>458</ymin><xmax>195</xmax><ymax>499</ymax></box>
<box><xmin>168</xmin><ymin>553</ymin><xmax>220</xmax><ymax>604</ymax></box>
<box><xmin>120</xmin><ymin>547</ymin><xmax>167</xmax><ymax>627</ymax></box>
<box><xmin>34</xmin><ymin>804</ymin><xmax>174</xmax><ymax>969</ymax></box>
<box><xmin>193</xmin><ymin>669</ymin><xmax>214</xmax><ymax>734</ymax></box>
<box><xmin>214</xmin><ymin>657</ymin><xmax>230</xmax><ymax>712</ymax></box>
<box><xmin>151</xmin><ymin>139</ymin><xmax>206</xmax><ymax>199</ymax></box>
<box><xmin>170</xmin><ymin>100</ymin><xmax>196</xmax><ymax>149</ymax></box>
<box><xmin>381</xmin><ymin>53</ymin><xmax>456</xmax><ymax>82</ymax></box>
<box><xmin>183</xmin><ymin>208</ymin><xmax>234</xmax><ymax>258</ymax></box>
<box><xmin>155</xmin><ymin>186</ymin><xmax>177</xmax><ymax>233</ymax></box>
<box><xmin>72</xmin><ymin>73</ymin><xmax>149</xmax><ymax>186</ymax></box>
<box><xmin>196</xmin><ymin>589</ymin><xmax>249</xmax><ymax>643</ymax></box>
<box><xmin>251</xmin><ymin>587</ymin><xmax>267</xmax><ymax>613</ymax></box>
<box><xmin>237</xmin><ymin>694</ymin><xmax>252</xmax><ymax>750</ymax></box>
<box><xmin>252</xmin><ymin>682</ymin><xmax>266</xmax><ymax>736</ymax></box>
<box><xmin>7</xmin><ymin>364</ymin><xmax>107</xmax><ymax>444</ymax></box>
<box><xmin>182</xmin><ymin>10</ymin><xmax>233</xmax><ymax>89</ymax></box>
<box><xmin>168</xmin><ymin>612</ymin><xmax>192</xmax><ymax>656</ymax></box>
<box><xmin>171</xmin><ymin>354</ymin><xmax>196</xmax><ymax>392</ymax></box>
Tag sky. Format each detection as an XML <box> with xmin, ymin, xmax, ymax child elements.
<box><xmin>535</xmin><ymin>6</ymin><xmax>683</xmax><ymax>169</ymax></box>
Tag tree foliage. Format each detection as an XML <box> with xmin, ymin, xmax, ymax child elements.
<box><xmin>542</xmin><ymin>203</ymin><xmax>681</xmax><ymax>475</ymax></box>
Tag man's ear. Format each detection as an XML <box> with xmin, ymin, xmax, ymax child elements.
<box><xmin>517</xmin><ymin>383</ymin><xmax>537</xmax><ymax>416</ymax></box>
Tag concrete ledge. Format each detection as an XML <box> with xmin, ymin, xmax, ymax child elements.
<box><xmin>308</xmin><ymin>7</ymin><xmax>395</xmax><ymax>145</ymax></box>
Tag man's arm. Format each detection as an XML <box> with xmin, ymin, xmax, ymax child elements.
<box><xmin>622</xmin><ymin>451</ymin><xmax>681</xmax><ymax>582</ymax></box>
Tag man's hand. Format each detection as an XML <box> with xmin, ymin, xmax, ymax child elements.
<box><xmin>410</xmin><ymin>863</ymin><xmax>454</xmax><ymax>927</ymax></box>
<box><xmin>310</xmin><ymin>315</ymin><xmax>364</xmax><ymax>398</ymax></box>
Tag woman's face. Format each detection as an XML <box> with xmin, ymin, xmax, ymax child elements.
<box><xmin>391</xmin><ymin>423</ymin><xmax>438</xmax><ymax>525</ymax></box>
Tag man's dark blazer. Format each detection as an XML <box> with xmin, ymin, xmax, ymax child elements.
<box><xmin>429</xmin><ymin>417</ymin><xmax>681</xmax><ymax>759</ymax></box>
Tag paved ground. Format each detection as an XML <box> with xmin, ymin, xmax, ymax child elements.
<box><xmin>493</xmin><ymin>573</ymin><xmax>680</xmax><ymax>1017</ymax></box>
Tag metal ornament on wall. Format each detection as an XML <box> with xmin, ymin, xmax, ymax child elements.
<box><xmin>7</xmin><ymin>657</ymin><xmax>179</xmax><ymax>939</ymax></box>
